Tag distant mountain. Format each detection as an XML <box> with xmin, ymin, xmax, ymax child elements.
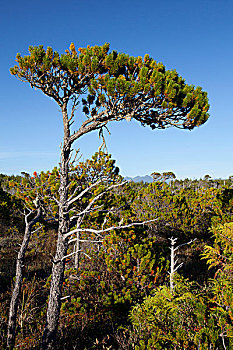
<box><xmin>125</xmin><ymin>175</ymin><xmax>153</xmax><ymax>183</ymax></box>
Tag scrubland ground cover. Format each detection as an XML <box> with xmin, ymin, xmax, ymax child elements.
<box><xmin>1</xmin><ymin>164</ymin><xmax>233</xmax><ymax>349</ymax></box>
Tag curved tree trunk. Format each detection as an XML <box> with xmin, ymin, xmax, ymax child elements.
<box><xmin>7</xmin><ymin>208</ymin><xmax>41</xmax><ymax>349</ymax></box>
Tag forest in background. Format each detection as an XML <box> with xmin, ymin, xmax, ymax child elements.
<box><xmin>0</xmin><ymin>153</ymin><xmax>233</xmax><ymax>349</ymax></box>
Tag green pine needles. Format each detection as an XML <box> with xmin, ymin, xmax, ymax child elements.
<box><xmin>10</xmin><ymin>42</ymin><xmax>209</xmax><ymax>131</ymax></box>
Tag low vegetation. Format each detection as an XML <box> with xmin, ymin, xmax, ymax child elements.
<box><xmin>1</xmin><ymin>157</ymin><xmax>233</xmax><ymax>349</ymax></box>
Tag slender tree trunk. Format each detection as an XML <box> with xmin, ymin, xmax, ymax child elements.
<box><xmin>41</xmin><ymin>230</ymin><xmax>68</xmax><ymax>349</ymax></box>
<box><xmin>74</xmin><ymin>231</ymin><xmax>80</xmax><ymax>270</ymax></box>
<box><xmin>42</xmin><ymin>108</ymin><xmax>71</xmax><ymax>349</ymax></box>
<box><xmin>74</xmin><ymin>216</ymin><xmax>83</xmax><ymax>271</ymax></box>
<box><xmin>170</xmin><ymin>237</ymin><xmax>176</xmax><ymax>292</ymax></box>
<box><xmin>221</xmin><ymin>335</ymin><xmax>227</xmax><ymax>350</ymax></box>
<box><xmin>7</xmin><ymin>208</ymin><xmax>41</xmax><ymax>349</ymax></box>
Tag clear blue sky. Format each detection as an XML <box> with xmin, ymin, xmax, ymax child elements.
<box><xmin>1</xmin><ymin>0</ymin><xmax>233</xmax><ymax>179</ymax></box>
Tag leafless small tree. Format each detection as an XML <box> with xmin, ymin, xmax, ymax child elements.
<box><xmin>169</xmin><ymin>237</ymin><xmax>196</xmax><ymax>292</ymax></box>
<box><xmin>7</xmin><ymin>203</ymin><xmax>42</xmax><ymax>349</ymax></box>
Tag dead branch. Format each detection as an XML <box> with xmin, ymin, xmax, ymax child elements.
<box><xmin>63</xmin><ymin>218</ymin><xmax>158</xmax><ymax>239</ymax></box>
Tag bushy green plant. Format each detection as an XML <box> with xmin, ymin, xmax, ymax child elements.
<box><xmin>129</xmin><ymin>276</ymin><xmax>222</xmax><ymax>349</ymax></box>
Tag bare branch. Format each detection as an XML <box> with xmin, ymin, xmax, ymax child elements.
<box><xmin>68</xmin><ymin>180</ymin><xmax>126</xmax><ymax>209</ymax></box>
<box><xmin>69</xmin><ymin>148</ymin><xmax>82</xmax><ymax>168</ymax></box>
<box><xmin>174</xmin><ymin>262</ymin><xmax>183</xmax><ymax>273</ymax></box>
<box><xmin>68</xmin><ymin>238</ymin><xmax>103</xmax><ymax>245</ymax></box>
<box><xmin>81</xmin><ymin>252</ymin><xmax>91</xmax><ymax>260</ymax></box>
<box><xmin>67</xmin><ymin>179</ymin><xmax>103</xmax><ymax>206</ymax></box>
<box><xmin>63</xmin><ymin>218</ymin><xmax>158</xmax><ymax>239</ymax></box>
<box><xmin>69</xmin><ymin>205</ymin><xmax>104</xmax><ymax>221</ymax></box>
<box><xmin>61</xmin><ymin>250</ymin><xmax>82</xmax><ymax>261</ymax></box>
<box><xmin>174</xmin><ymin>238</ymin><xmax>197</xmax><ymax>251</ymax></box>
<box><xmin>31</xmin><ymin>225</ymin><xmax>43</xmax><ymax>234</ymax></box>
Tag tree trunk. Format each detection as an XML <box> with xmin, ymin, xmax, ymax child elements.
<box><xmin>170</xmin><ymin>237</ymin><xmax>176</xmax><ymax>292</ymax></box>
<box><xmin>41</xmin><ymin>231</ymin><xmax>68</xmax><ymax>349</ymax></box>
<box><xmin>74</xmin><ymin>217</ymin><xmax>83</xmax><ymax>270</ymax></box>
<box><xmin>74</xmin><ymin>230</ymin><xmax>80</xmax><ymax>270</ymax></box>
<box><xmin>7</xmin><ymin>208</ymin><xmax>41</xmax><ymax>349</ymax></box>
<box><xmin>42</xmin><ymin>129</ymin><xmax>71</xmax><ymax>349</ymax></box>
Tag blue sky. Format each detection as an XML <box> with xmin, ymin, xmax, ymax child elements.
<box><xmin>1</xmin><ymin>0</ymin><xmax>233</xmax><ymax>179</ymax></box>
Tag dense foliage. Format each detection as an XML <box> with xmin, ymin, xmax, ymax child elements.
<box><xmin>1</xmin><ymin>156</ymin><xmax>233</xmax><ymax>349</ymax></box>
<box><xmin>10</xmin><ymin>43</ymin><xmax>209</xmax><ymax>131</ymax></box>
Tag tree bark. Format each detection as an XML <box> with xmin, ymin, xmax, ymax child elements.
<box><xmin>41</xmin><ymin>230</ymin><xmax>68</xmax><ymax>349</ymax></box>
<box><xmin>74</xmin><ymin>230</ymin><xmax>80</xmax><ymax>270</ymax></box>
<box><xmin>7</xmin><ymin>208</ymin><xmax>41</xmax><ymax>349</ymax></box>
<box><xmin>169</xmin><ymin>237</ymin><xmax>176</xmax><ymax>292</ymax></box>
<box><xmin>42</xmin><ymin>109</ymin><xmax>71</xmax><ymax>349</ymax></box>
